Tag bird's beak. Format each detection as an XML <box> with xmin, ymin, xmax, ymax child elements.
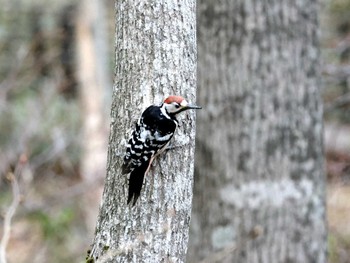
<box><xmin>185</xmin><ymin>104</ymin><xmax>202</xmax><ymax>110</ymax></box>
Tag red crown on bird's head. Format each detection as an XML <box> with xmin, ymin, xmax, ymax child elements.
<box><xmin>164</xmin><ymin>95</ymin><xmax>185</xmax><ymax>104</ymax></box>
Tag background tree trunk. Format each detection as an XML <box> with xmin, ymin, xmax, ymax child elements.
<box><xmin>188</xmin><ymin>0</ymin><xmax>326</xmax><ymax>262</ymax></box>
<box><xmin>76</xmin><ymin>0</ymin><xmax>111</xmax><ymax>233</ymax></box>
<box><xmin>88</xmin><ymin>0</ymin><xmax>197</xmax><ymax>262</ymax></box>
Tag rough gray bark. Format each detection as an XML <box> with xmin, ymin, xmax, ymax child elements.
<box><xmin>188</xmin><ymin>1</ymin><xmax>326</xmax><ymax>262</ymax></box>
<box><xmin>88</xmin><ymin>0</ymin><xmax>197</xmax><ymax>262</ymax></box>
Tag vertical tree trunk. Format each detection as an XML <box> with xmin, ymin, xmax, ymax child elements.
<box><xmin>88</xmin><ymin>0</ymin><xmax>197</xmax><ymax>262</ymax></box>
<box><xmin>76</xmin><ymin>0</ymin><xmax>111</xmax><ymax>233</ymax></box>
<box><xmin>188</xmin><ymin>1</ymin><xmax>326</xmax><ymax>262</ymax></box>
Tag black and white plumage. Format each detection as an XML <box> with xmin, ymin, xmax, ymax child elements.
<box><xmin>121</xmin><ymin>95</ymin><xmax>201</xmax><ymax>205</ymax></box>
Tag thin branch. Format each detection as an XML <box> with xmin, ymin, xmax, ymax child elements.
<box><xmin>0</xmin><ymin>158</ymin><xmax>24</xmax><ymax>263</ymax></box>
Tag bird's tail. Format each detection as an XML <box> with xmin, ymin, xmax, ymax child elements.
<box><xmin>127</xmin><ymin>160</ymin><xmax>150</xmax><ymax>206</ymax></box>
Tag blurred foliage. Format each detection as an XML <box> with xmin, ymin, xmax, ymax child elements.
<box><xmin>322</xmin><ymin>0</ymin><xmax>350</xmax><ymax>123</ymax></box>
<box><xmin>26</xmin><ymin>206</ymin><xmax>85</xmax><ymax>262</ymax></box>
<box><xmin>0</xmin><ymin>1</ymin><xmax>87</xmax><ymax>263</ymax></box>
<box><xmin>29</xmin><ymin>208</ymin><xmax>75</xmax><ymax>240</ymax></box>
<box><xmin>0</xmin><ymin>0</ymin><xmax>116</xmax><ymax>260</ymax></box>
<box><xmin>0</xmin><ymin>0</ymin><xmax>81</xmax><ymax>178</ymax></box>
<box><xmin>0</xmin><ymin>88</ymin><xmax>81</xmax><ymax>163</ymax></box>
<box><xmin>329</xmin><ymin>0</ymin><xmax>350</xmax><ymax>36</ymax></box>
<box><xmin>321</xmin><ymin>2</ymin><xmax>350</xmax><ymax>262</ymax></box>
<box><xmin>328</xmin><ymin>233</ymin><xmax>350</xmax><ymax>263</ymax></box>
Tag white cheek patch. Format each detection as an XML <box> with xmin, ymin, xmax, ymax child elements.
<box><xmin>160</xmin><ymin>104</ymin><xmax>171</xmax><ymax>118</ymax></box>
<box><xmin>180</xmin><ymin>100</ymin><xmax>188</xmax><ymax>107</ymax></box>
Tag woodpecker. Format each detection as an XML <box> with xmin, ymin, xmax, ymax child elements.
<box><xmin>122</xmin><ymin>95</ymin><xmax>201</xmax><ymax>205</ymax></box>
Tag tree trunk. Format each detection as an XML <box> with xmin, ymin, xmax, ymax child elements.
<box><xmin>188</xmin><ymin>1</ymin><xmax>326</xmax><ymax>262</ymax></box>
<box><xmin>76</xmin><ymin>0</ymin><xmax>111</xmax><ymax>233</ymax></box>
<box><xmin>88</xmin><ymin>0</ymin><xmax>197</xmax><ymax>262</ymax></box>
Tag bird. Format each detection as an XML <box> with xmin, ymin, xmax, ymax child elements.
<box><xmin>121</xmin><ymin>95</ymin><xmax>201</xmax><ymax>205</ymax></box>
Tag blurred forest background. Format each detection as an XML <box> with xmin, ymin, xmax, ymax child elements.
<box><xmin>0</xmin><ymin>0</ymin><xmax>350</xmax><ymax>262</ymax></box>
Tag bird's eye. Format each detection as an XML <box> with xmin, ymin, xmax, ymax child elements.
<box><xmin>175</xmin><ymin>103</ymin><xmax>180</xmax><ymax>108</ymax></box>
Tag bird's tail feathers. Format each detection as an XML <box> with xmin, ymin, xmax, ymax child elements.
<box><xmin>127</xmin><ymin>160</ymin><xmax>150</xmax><ymax>206</ymax></box>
